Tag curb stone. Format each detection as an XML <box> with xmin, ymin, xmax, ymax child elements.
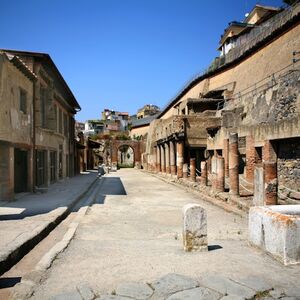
<box><xmin>10</xmin><ymin>177</ymin><xmax>103</xmax><ymax>300</ymax></box>
<box><xmin>0</xmin><ymin>174</ymin><xmax>98</xmax><ymax>277</ymax></box>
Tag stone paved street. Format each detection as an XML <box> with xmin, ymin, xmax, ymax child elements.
<box><xmin>19</xmin><ymin>169</ymin><xmax>300</xmax><ymax>299</ymax></box>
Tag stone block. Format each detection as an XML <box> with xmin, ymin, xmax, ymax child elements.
<box><xmin>166</xmin><ymin>287</ymin><xmax>221</xmax><ymax>300</ymax></box>
<box><xmin>253</xmin><ymin>167</ymin><xmax>264</xmax><ymax>206</ymax></box>
<box><xmin>116</xmin><ymin>282</ymin><xmax>153</xmax><ymax>300</ymax></box>
<box><xmin>151</xmin><ymin>273</ymin><xmax>199</xmax><ymax>298</ymax></box>
<box><xmin>182</xmin><ymin>204</ymin><xmax>208</xmax><ymax>252</ymax></box>
<box><xmin>199</xmin><ymin>275</ymin><xmax>256</xmax><ymax>299</ymax></box>
<box><xmin>249</xmin><ymin>205</ymin><xmax>300</xmax><ymax>265</ymax></box>
<box><xmin>111</xmin><ymin>163</ymin><xmax>117</xmax><ymax>172</ymax></box>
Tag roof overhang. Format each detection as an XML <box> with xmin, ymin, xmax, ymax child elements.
<box><xmin>1</xmin><ymin>49</ymin><xmax>81</xmax><ymax>111</ymax></box>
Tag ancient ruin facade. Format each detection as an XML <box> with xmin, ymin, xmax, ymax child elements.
<box><xmin>0</xmin><ymin>50</ymin><xmax>81</xmax><ymax>200</ymax></box>
<box><xmin>137</xmin><ymin>3</ymin><xmax>300</xmax><ymax>206</ymax></box>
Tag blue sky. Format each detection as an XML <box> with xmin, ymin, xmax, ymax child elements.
<box><xmin>1</xmin><ymin>0</ymin><xmax>284</xmax><ymax>121</ymax></box>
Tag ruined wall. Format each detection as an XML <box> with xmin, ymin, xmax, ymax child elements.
<box><xmin>159</xmin><ymin>23</ymin><xmax>300</xmax><ymax>121</ymax></box>
<box><xmin>209</xmin><ymin>68</ymin><xmax>300</xmax><ymax>150</ymax></box>
<box><xmin>277</xmin><ymin>138</ymin><xmax>300</xmax><ymax>200</ymax></box>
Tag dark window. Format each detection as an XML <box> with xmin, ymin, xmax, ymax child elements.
<box><xmin>20</xmin><ymin>88</ymin><xmax>27</xmax><ymax>113</ymax></box>
<box><xmin>50</xmin><ymin>151</ymin><xmax>57</xmax><ymax>182</ymax></box>
<box><xmin>59</xmin><ymin>145</ymin><xmax>63</xmax><ymax>179</ymax></box>
<box><xmin>36</xmin><ymin>150</ymin><xmax>46</xmax><ymax>186</ymax></box>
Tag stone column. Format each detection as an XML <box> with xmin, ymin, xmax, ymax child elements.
<box><xmin>176</xmin><ymin>141</ymin><xmax>184</xmax><ymax>178</ymax></box>
<box><xmin>183</xmin><ymin>163</ymin><xmax>188</xmax><ymax>179</ymax></box>
<box><xmin>200</xmin><ymin>161</ymin><xmax>207</xmax><ymax>186</ymax></box>
<box><xmin>165</xmin><ymin>143</ymin><xmax>170</xmax><ymax>174</ymax></box>
<box><xmin>190</xmin><ymin>158</ymin><xmax>196</xmax><ymax>182</ymax></box>
<box><xmin>246</xmin><ymin>135</ymin><xmax>255</xmax><ymax>183</ymax></box>
<box><xmin>156</xmin><ymin>146</ymin><xmax>161</xmax><ymax>172</ymax></box>
<box><xmin>211</xmin><ymin>156</ymin><xmax>217</xmax><ymax>190</ymax></box>
<box><xmin>216</xmin><ymin>157</ymin><xmax>225</xmax><ymax>192</ymax></box>
<box><xmin>223</xmin><ymin>138</ymin><xmax>229</xmax><ymax>177</ymax></box>
<box><xmin>264</xmin><ymin>161</ymin><xmax>278</xmax><ymax>205</ymax></box>
<box><xmin>229</xmin><ymin>133</ymin><xmax>239</xmax><ymax>195</ymax></box>
<box><xmin>160</xmin><ymin>144</ymin><xmax>165</xmax><ymax>173</ymax></box>
<box><xmin>170</xmin><ymin>141</ymin><xmax>176</xmax><ymax>175</ymax></box>
<box><xmin>183</xmin><ymin>204</ymin><xmax>208</xmax><ymax>252</ymax></box>
<box><xmin>263</xmin><ymin>140</ymin><xmax>277</xmax><ymax>162</ymax></box>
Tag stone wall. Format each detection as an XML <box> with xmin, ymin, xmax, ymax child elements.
<box><xmin>0</xmin><ymin>54</ymin><xmax>33</xmax><ymax>145</ymax></box>
<box><xmin>277</xmin><ymin>138</ymin><xmax>300</xmax><ymax>201</ymax></box>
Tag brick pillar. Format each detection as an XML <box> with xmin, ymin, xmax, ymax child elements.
<box><xmin>229</xmin><ymin>133</ymin><xmax>239</xmax><ymax>195</ymax></box>
<box><xmin>183</xmin><ymin>163</ymin><xmax>188</xmax><ymax>179</ymax></box>
<box><xmin>190</xmin><ymin>158</ymin><xmax>196</xmax><ymax>182</ymax></box>
<box><xmin>216</xmin><ymin>157</ymin><xmax>225</xmax><ymax>192</ymax></box>
<box><xmin>170</xmin><ymin>141</ymin><xmax>176</xmax><ymax>175</ymax></box>
<box><xmin>160</xmin><ymin>144</ymin><xmax>166</xmax><ymax>173</ymax></box>
<box><xmin>200</xmin><ymin>161</ymin><xmax>207</xmax><ymax>186</ymax></box>
<box><xmin>246</xmin><ymin>135</ymin><xmax>255</xmax><ymax>183</ymax></box>
<box><xmin>156</xmin><ymin>146</ymin><xmax>161</xmax><ymax>172</ymax></box>
<box><xmin>111</xmin><ymin>146</ymin><xmax>118</xmax><ymax>166</ymax></box>
<box><xmin>264</xmin><ymin>161</ymin><xmax>278</xmax><ymax>205</ymax></box>
<box><xmin>176</xmin><ymin>141</ymin><xmax>184</xmax><ymax>178</ymax></box>
<box><xmin>165</xmin><ymin>143</ymin><xmax>170</xmax><ymax>174</ymax></box>
<box><xmin>223</xmin><ymin>138</ymin><xmax>229</xmax><ymax>177</ymax></box>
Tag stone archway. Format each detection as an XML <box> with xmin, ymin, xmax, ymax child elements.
<box><xmin>111</xmin><ymin>140</ymin><xmax>141</xmax><ymax>168</ymax></box>
<box><xmin>118</xmin><ymin>145</ymin><xmax>134</xmax><ymax>167</ymax></box>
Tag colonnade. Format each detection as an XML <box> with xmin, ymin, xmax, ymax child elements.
<box><xmin>155</xmin><ymin>132</ymin><xmax>277</xmax><ymax>206</ymax></box>
<box><xmin>156</xmin><ymin>140</ymin><xmax>184</xmax><ymax>178</ymax></box>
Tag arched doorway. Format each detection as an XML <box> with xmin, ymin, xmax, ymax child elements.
<box><xmin>117</xmin><ymin>145</ymin><xmax>134</xmax><ymax>168</ymax></box>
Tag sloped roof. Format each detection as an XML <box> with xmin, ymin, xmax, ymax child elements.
<box><xmin>3</xmin><ymin>52</ymin><xmax>37</xmax><ymax>81</ymax></box>
<box><xmin>131</xmin><ymin>114</ymin><xmax>159</xmax><ymax>128</ymax></box>
<box><xmin>1</xmin><ymin>49</ymin><xmax>80</xmax><ymax>110</ymax></box>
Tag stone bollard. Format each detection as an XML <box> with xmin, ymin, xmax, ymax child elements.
<box><xmin>183</xmin><ymin>163</ymin><xmax>188</xmax><ymax>179</ymax></box>
<box><xmin>200</xmin><ymin>161</ymin><xmax>207</xmax><ymax>186</ymax></box>
<box><xmin>182</xmin><ymin>204</ymin><xmax>208</xmax><ymax>252</ymax></box>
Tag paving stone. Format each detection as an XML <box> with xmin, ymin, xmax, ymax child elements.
<box><xmin>270</xmin><ymin>288</ymin><xmax>286</xmax><ymax>298</ymax></box>
<box><xmin>77</xmin><ymin>283</ymin><xmax>95</xmax><ymax>300</ymax></box>
<box><xmin>97</xmin><ymin>295</ymin><xmax>131</xmax><ymax>300</ymax></box>
<box><xmin>166</xmin><ymin>286</ymin><xmax>222</xmax><ymax>300</ymax></box>
<box><xmin>116</xmin><ymin>282</ymin><xmax>153</xmax><ymax>300</ymax></box>
<box><xmin>50</xmin><ymin>291</ymin><xmax>82</xmax><ymax>300</ymax></box>
<box><xmin>284</xmin><ymin>287</ymin><xmax>300</xmax><ymax>298</ymax></box>
<box><xmin>151</xmin><ymin>273</ymin><xmax>199</xmax><ymax>297</ymax></box>
<box><xmin>220</xmin><ymin>295</ymin><xmax>245</xmax><ymax>300</ymax></box>
<box><xmin>280</xmin><ymin>297</ymin><xmax>300</xmax><ymax>300</ymax></box>
<box><xmin>199</xmin><ymin>275</ymin><xmax>256</xmax><ymax>299</ymax></box>
<box><xmin>235</xmin><ymin>276</ymin><xmax>272</xmax><ymax>292</ymax></box>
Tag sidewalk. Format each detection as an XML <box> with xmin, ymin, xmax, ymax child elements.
<box><xmin>0</xmin><ymin>171</ymin><xmax>97</xmax><ymax>275</ymax></box>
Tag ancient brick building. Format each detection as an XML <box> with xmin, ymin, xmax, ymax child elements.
<box><xmin>0</xmin><ymin>50</ymin><xmax>81</xmax><ymax>200</ymax></box>
<box><xmin>135</xmin><ymin>3</ymin><xmax>300</xmax><ymax>205</ymax></box>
